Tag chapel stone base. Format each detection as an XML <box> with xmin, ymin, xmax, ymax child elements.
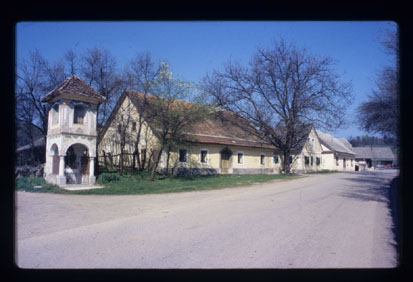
<box><xmin>89</xmin><ymin>176</ymin><xmax>96</xmax><ymax>185</ymax></box>
<box><xmin>57</xmin><ymin>176</ymin><xmax>67</xmax><ymax>186</ymax></box>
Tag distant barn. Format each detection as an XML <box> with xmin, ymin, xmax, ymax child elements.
<box><xmin>352</xmin><ymin>146</ymin><xmax>395</xmax><ymax>170</ymax></box>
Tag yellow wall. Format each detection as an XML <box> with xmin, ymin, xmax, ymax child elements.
<box><xmin>161</xmin><ymin>143</ymin><xmax>281</xmax><ymax>173</ymax></box>
<box><xmin>288</xmin><ymin>128</ymin><xmax>323</xmax><ymax>173</ymax></box>
<box><xmin>320</xmin><ymin>143</ymin><xmax>356</xmax><ymax>171</ymax></box>
<box><xmin>98</xmin><ymin>98</ymin><xmax>357</xmax><ymax>174</ymax></box>
<box><xmin>98</xmin><ymin>96</ymin><xmax>282</xmax><ymax>173</ymax></box>
<box><xmin>98</xmin><ymin>96</ymin><xmax>159</xmax><ymax>167</ymax></box>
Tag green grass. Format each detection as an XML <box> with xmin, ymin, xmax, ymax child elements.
<box><xmin>15</xmin><ymin>171</ymin><xmax>300</xmax><ymax>195</ymax></box>
<box><xmin>305</xmin><ymin>169</ymin><xmax>342</xmax><ymax>174</ymax></box>
<box><xmin>15</xmin><ymin>177</ymin><xmax>70</xmax><ymax>193</ymax></box>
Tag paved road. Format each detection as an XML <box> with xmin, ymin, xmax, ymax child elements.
<box><xmin>15</xmin><ymin>170</ymin><xmax>399</xmax><ymax>268</ymax></box>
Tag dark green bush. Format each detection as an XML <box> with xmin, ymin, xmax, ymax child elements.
<box><xmin>15</xmin><ymin>177</ymin><xmax>61</xmax><ymax>192</ymax></box>
<box><xmin>98</xmin><ymin>172</ymin><xmax>120</xmax><ymax>184</ymax></box>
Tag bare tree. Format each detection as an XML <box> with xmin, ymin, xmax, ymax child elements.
<box><xmin>64</xmin><ymin>49</ymin><xmax>78</xmax><ymax>76</ymax></box>
<box><xmin>109</xmin><ymin>98</ymin><xmax>135</xmax><ymax>175</ymax></box>
<box><xmin>357</xmin><ymin>24</ymin><xmax>399</xmax><ymax>145</ymax></box>
<box><xmin>81</xmin><ymin>47</ymin><xmax>125</xmax><ymax>131</ymax></box>
<box><xmin>145</xmin><ymin>62</ymin><xmax>211</xmax><ymax>181</ymax></box>
<box><xmin>123</xmin><ymin>52</ymin><xmax>160</xmax><ymax>170</ymax></box>
<box><xmin>16</xmin><ymin>50</ymin><xmax>66</xmax><ymax>143</ymax></box>
<box><xmin>202</xmin><ymin>39</ymin><xmax>352</xmax><ymax>173</ymax></box>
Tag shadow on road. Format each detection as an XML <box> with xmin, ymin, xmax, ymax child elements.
<box><xmin>341</xmin><ymin>173</ymin><xmax>400</xmax><ymax>264</ymax></box>
<box><xmin>339</xmin><ymin>174</ymin><xmax>391</xmax><ymax>204</ymax></box>
<box><xmin>389</xmin><ymin>177</ymin><xmax>400</xmax><ymax>264</ymax></box>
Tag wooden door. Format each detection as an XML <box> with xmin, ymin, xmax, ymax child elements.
<box><xmin>80</xmin><ymin>155</ymin><xmax>90</xmax><ymax>185</ymax></box>
<box><xmin>80</xmin><ymin>155</ymin><xmax>90</xmax><ymax>175</ymax></box>
<box><xmin>221</xmin><ymin>149</ymin><xmax>232</xmax><ymax>173</ymax></box>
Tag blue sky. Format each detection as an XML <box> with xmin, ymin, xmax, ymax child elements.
<box><xmin>16</xmin><ymin>21</ymin><xmax>396</xmax><ymax>139</ymax></box>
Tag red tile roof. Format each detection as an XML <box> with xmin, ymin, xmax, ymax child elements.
<box><xmin>126</xmin><ymin>90</ymin><xmax>275</xmax><ymax>149</ymax></box>
<box><xmin>41</xmin><ymin>75</ymin><xmax>106</xmax><ymax>103</ymax></box>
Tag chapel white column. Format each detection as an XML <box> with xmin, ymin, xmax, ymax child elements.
<box><xmin>57</xmin><ymin>155</ymin><xmax>67</xmax><ymax>186</ymax></box>
<box><xmin>89</xmin><ymin>157</ymin><xmax>96</xmax><ymax>185</ymax></box>
<box><xmin>89</xmin><ymin>157</ymin><xmax>95</xmax><ymax>177</ymax></box>
<box><xmin>59</xmin><ymin>156</ymin><xmax>65</xmax><ymax>176</ymax></box>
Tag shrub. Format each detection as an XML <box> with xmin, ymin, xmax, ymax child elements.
<box><xmin>98</xmin><ymin>172</ymin><xmax>120</xmax><ymax>184</ymax></box>
<box><xmin>15</xmin><ymin>177</ymin><xmax>61</xmax><ymax>192</ymax></box>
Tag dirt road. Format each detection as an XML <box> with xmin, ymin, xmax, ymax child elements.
<box><xmin>15</xmin><ymin>170</ymin><xmax>398</xmax><ymax>268</ymax></box>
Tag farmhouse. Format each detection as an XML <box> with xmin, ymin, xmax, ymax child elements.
<box><xmin>98</xmin><ymin>90</ymin><xmax>280</xmax><ymax>175</ymax></box>
<box><xmin>98</xmin><ymin>90</ymin><xmax>330</xmax><ymax>175</ymax></box>
<box><xmin>316</xmin><ymin>130</ymin><xmax>356</xmax><ymax>171</ymax></box>
<box><xmin>273</xmin><ymin>125</ymin><xmax>324</xmax><ymax>173</ymax></box>
<box><xmin>42</xmin><ymin>76</ymin><xmax>355</xmax><ymax>186</ymax></box>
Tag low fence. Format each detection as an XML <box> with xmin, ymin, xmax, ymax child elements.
<box><xmin>97</xmin><ymin>151</ymin><xmax>158</xmax><ymax>171</ymax></box>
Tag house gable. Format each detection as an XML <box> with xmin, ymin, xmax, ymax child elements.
<box><xmin>98</xmin><ymin>92</ymin><xmax>159</xmax><ymax>161</ymax></box>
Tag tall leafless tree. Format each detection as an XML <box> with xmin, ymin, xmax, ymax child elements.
<box><xmin>357</xmin><ymin>24</ymin><xmax>399</xmax><ymax>145</ymax></box>
<box><xmin>123</xmin><ymin>52</ymin><xmax>160</xmax><ymax>170</ymax></box>
<box><xmin>201</xmin><ymin>39</ymin><xmax>353</xmax><ymax>173</ymax></box>
<box><xmin>81</xmin><ymin>47</ymin><xmax>125</xmax><ymax>131</ymax></box>
<box><xmin>64</xmin><ymin>49</ymin><xmax>78</xmax><ymax>76</ymax></box>
<box><xmin>16</xmin><ymin>50</ymin><xmax>66</xmax><ymax>147</ymax></box>
<box><xmin>144</xmin><ymin>62</ymin><xmax>212</xmax><ymax>181</ymax></box>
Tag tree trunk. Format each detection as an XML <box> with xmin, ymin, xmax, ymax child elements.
<box><xmin>150</xmin><ymin>148</ymin><xmax>163</xmax><ymax>181</ymax></box>
<box><xmin>134</xmin><ymin>117</ymin><xmax>144</xmax><ymax>170</ymax></box>
<box><xmin>103</xmin><ymin>151</ymin><xmax>107</xmax><ymax>169</ymax></box>
<box><xmin>165</xmin><ymin>145</ymin><xmax>171</xmax><ymax>176</ymax></box>
<box><xmin>136</xmin><ymin>151</ymin><xmax>142</xmax><ymax>170</ymax></box>
<box><xmin>283</xmin><ymin>150</ymin><xmax>291</xmax><ymax>174</ymax></box>
<box><xmin>119</xmin><ymin>150</ymin><xmax>124</xmax><ymax>176</ymax></box>
<box><xmin>132</xmin><ymin>150</ymin><xmax>136</xmax><ymax>170</ymax></box>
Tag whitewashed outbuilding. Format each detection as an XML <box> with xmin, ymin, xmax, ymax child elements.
<box><xmin>316</xmin><ymin>130</ymin><xmax>356</xmax><ymax>171</ymax></box>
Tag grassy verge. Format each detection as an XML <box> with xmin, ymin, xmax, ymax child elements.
<box><xmin>305</xmin><ymin>169</ymin><xmax>342</xmax><ymax>174</ymax></box>
<box><xmin>15</xmin><ymin>171</ymin><xmax>300</xmax><ymax>195</ymax></box>
<box><xmin>15</xmin><ymin>177</ymin><xmax>70</xmax><ymax>194</ymax></box>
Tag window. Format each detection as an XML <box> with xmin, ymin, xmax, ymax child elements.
<box><xmin>74</xmin><ymin>105</ymin><xmax>86</xmax><ymax>124</ymax></box>
<box><xmin>305</xmin><ymin>156</ymin><xmax>310</xmax><ymax>165</ymax></box>
<box><xmin>311</xmin><ymin>156</ymin><xmax>314</xmax><ymax>166</ymax></box>
<box><xmin>132</xmin><ymin>122</ymin><xmax>136</xmax><ymax>131</ymax></box>
<box><xmin>179</xmin><ymin>148</ymin><xmax>187</xmax><ymax>163</ymax></box>
<box><xmin>336</xmin><ymin>156</ymin><xmax>339</xmax><ymax>166</ymax></box>
<box><xmin>260</xmin><ymin>153</ymin><xmax>265</xmax><ymax>165</ymax></box>
<box><xmin>273</xmin><ymin>154</ymin><xmax>279</xmax><ymax>164</ymax></box>
<box><xmin>316</xmin><ymin>157</ymin><xmax>321</xmax><ymax>166</ymax></box>
<box><xmin>237</xmin><ymin>152</ymin><xmax>244</xmax><ymax>164</ymax></box>
<box><xmin>200</xmin><ymin>149</ymin><xmax>208</xmax><ymax>164</ymax></box>
<box><xmin>351</xmin><ymin>159</ymin><xmax>353</xmax><ymax>167</ymax></box>
<box><xmin>289</xmin><ymin>156</ymin><xmax>293</xmax><ymax>164</ymax></box>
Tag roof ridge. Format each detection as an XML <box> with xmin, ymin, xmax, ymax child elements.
<box><xmin>41</xmin><ymin>75</ymin><xmax>106</xmax><ymax>103</ymax></box>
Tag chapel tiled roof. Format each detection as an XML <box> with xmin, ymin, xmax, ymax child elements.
<box><xmin>126</xmin><ymin>90</ymin><xmax>275</xmax><ymax>149</ymax></box>
<box><xmin>352</xmin><ymin>146</ymin><xmax>395</xmax><ymax>160</ymax></box>
<box><xmin>316</xmin><ymin>130</ymin><xmax>355</xmax><ymax>155</ymax></box>
<box><xmin>41</xmin><ymin>75</ymin><xmax>106</xmax><ymax>103</ymax></box>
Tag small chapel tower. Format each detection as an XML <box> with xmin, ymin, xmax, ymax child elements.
<box><xmin>41</xmin><ymin>75</ymin><xmax>106</xmax><ymax>186</ymax></box>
